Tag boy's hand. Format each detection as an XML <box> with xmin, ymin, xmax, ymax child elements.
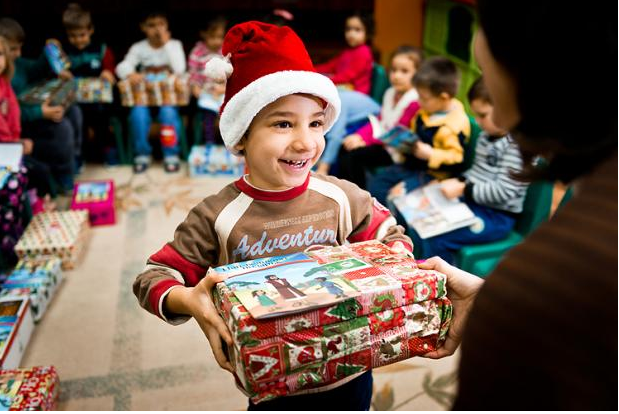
<box><xmin>417</xmin><ymin>257</ymin><xmax>484</xmax><ymax>359</ymax></box>
<box><xmin>413</xmin><ymin>141</ymin><xmax>433</xmax><ymax>161</ymax></box>
<box><xmin>58</xmin><ymin>69</ymin><xmax>73</xmax><ymax>80</ymax></box>
<box><xmin>191</xmin><ymin>84</ymin><xmax>202</xmax><ymax>99</ymax></box>
<box><xmin>128</xmin><ymin>73</ymin><xmax>144</xmax><ymax>85</ymax></box>
<box><xmin>100</xmin><ymin>70</ymin><xmax>116</xmax><ymax>84</ymax></box>
<box><xmin>440</xmin><ymin>178</ymin><xmax>465</xmax><ymax>199</ymax></box>
<box><xmin>342</xmin><ymin>134</ymin><xmax>365</xmax><ymax>151</ymax></box>
<box><xmin>41</xmin><ymin>101</ymin><xmax>65</xmax><ymax>122</ymax></box>
<box><xmin>20</xmin><ymin>138</ymin><xmax>34</xmax><ymax>155</ymax></box>
<box><xmin>186</xmin><ymin>272</ymin><xmax>235</xmax><ymax>373</ymax></box>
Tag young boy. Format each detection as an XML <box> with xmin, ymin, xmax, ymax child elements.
<box><xmin>0</xmin><ymin>17</ymin><xmax>82</xmax><ymax>193</ymax></box>
<box><xmin>368</xmin><ymin>56</ymin><xmax>470</xmax><ymax>206</ymax></box>
<box><xmin>115</xmin><ymin>10</ymin><xmax>185</xmax><ymax>173</ymax></box>
<box><xmin>60</xmin><ymin>3</ymin><xmax>118</xmax><ymax>165</ymax></box>
<box><xmin>132</xmin><ymin>21</ymin><xmax>413</xmax><ymax>410</ymax></box>
<box><xmin>404</xmin><ymin>77</ymin><xmax>528</xmax><ymax>263</ymax></box>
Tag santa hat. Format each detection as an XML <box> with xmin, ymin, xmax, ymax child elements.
<box><xmin>204</xmin><ymin>21</ymin><xmax>341</xmax><ymax>154</ymax></box>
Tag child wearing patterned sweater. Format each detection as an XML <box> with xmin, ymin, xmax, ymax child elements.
<box><xmin>132</xmin><ymin>21</ymin><xmax>413</xmax><ymax>411</ymax></box>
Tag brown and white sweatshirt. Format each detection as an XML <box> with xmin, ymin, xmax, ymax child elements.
<box><xmin>133</xmin><ymin>173</ymin><xmax>413</xmax><ymax>323</ymax></box>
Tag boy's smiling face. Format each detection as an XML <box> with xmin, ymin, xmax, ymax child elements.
<box><xmin>235</xmin><ymin>94</ymin><xmax>326</xmax><ymax>191</ymax></box>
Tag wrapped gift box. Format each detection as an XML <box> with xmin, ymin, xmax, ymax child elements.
<box><xmin>212</xmin><ymin>240</ymin><xmax>452</xmax><ymax>403</ymax></box>
<box><xmin>70</xmin><ymin>180</ymin><xmax>116</xmax><ymax>226</ymax></box>
<box><xmin>0</xmin><ymin>366</ymin><xmax>59</xmax><ymax>410</ymax></box>
<box><xmin>118</xmin><ymin>74</ymin><xmax>190</xmax><ymax>107</ymax></box>
<box><xmin>18</xmin><ymin>79</ymin><xmax>76</xmax><ymax>108</ymax></box>
<box><xmin>14</xmin><ymin>211</ymin><xmax>90</xmax><ymax>270</ymax></box>
<box><xmin>188</xmin><ymin>145</ymin><xmax>245</xmax><ymax>177</ymax></box>
<box><xmin>0</xmin><ymin>298</ymin><xmax>34</xmax><ymax>369</ymax></box>
<box><xmin>75</xmin><ymin>78</ymin><xmax>113</xmax><ymax>103</ymax></box>
<box><xmin>0</xmin><ymin>257</ymin><xmax>63</xmax><ymax>322</ymax></box>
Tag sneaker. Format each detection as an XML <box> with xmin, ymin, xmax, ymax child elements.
<box><xmin>163</xmin><ymin>155</ymin><xmax>181</xmax><ymax>173</ymax></box>
<box><xmin>133</xmin><ymin>155</ymin><xmax>151</xmax><ymax>174</ymax></box>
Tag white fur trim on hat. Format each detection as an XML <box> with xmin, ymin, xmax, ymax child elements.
<box><xmin>220</xmin><ymin>71</ymin><xmax>341</xmax><ymax>155</ymax></box>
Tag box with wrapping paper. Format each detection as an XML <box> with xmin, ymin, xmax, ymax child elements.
<box><xmin>0</xmin><ymin>257</ymin><xmax>63</xmax><ymax>322</ymax></box>
<box><xmin>18</xmin><ymin>79</ymin><xmax>76</xmax><ymax>108</ymax></box>
<box><xmin>0</xmin><ymin>366</ymin><xmax>59</xmax><ymax>410</ymax></box>
<box><xmin>70</xmin><ymin>180</ymin><xmax>116</xmax><ymax>226</ymax></box>
<box><xmin>117</xmin><ymin>73</ymin><xmax>190</xmax><ymax>107</ymax></box>
<box><xmin>75</xmin><ymin>78</ymin><xmax>113</xmax><ymax>103</ymax></box>
<box><xmin>211</xmin><ymin>240</ymin><xmax>452</xmax><ymax>403</ymax></box>
<box><xmin>14</xmin><ymin>211</ymin><xmax>90</xmax><ymax>270</ymax></box>
<box><xmin>0</xmin><ymin>298</ymin><xmax>34</xmax><ymax>370</ymax></box>
<box><xmin>188</xmin><ymin>145</ymin><xmax>245</xmax><ymax>178</ymax></box>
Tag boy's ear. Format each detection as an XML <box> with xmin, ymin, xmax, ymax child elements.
<box><xmin>439</xmin><ymin>92</ymin><xmax>451</xmax><ymax>101</ymax></box>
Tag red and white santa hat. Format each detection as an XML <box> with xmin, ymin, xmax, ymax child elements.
<box><xmin>204</xmin><ymin>21</ymin><xmax>341</xmax><ymax>155</ymax></box>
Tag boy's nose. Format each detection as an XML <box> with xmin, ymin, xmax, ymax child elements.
<box><xmin>291</xmin><ymin>127</ymin><xmax>317</xmax><ymax>152</ymax></box>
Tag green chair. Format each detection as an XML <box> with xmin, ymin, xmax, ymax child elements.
<box><xmin>455</xmin><ymin>180</ymin><xmax>554</xmax><ymax>277</ymax></box>
<box><xmin>370</xmin><ymin>63</ymin><xmax>390</xmax><ymax>104</ymax></box>
<box><xmin>462</xmin><ymin>115</ymin><xmax>481</xmax><ymax>171</ymax></box>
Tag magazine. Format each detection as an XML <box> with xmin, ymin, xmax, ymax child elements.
<box><xmin>368</xmin><ymin>114</ymin><xmax>418</xmax><ymax>153</ymax></box>
<box><xmin>212</xmin><ymin>252</ymin><xmax>363</xmax><ymax>320</ymax></box>
<box><xmin>392</xmin><ymin>183</ymin><xmax>478</xmax><ymax>239</ymax></box>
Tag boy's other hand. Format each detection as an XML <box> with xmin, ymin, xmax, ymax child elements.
<box><xmin>100</xmin><ymin>70</ymin><xmax>116</xmax><ymax>84</ymax></box>
<box><xmin>413</xmin><ymin>141</ymin><xmax>433</xmax><ymax>160</ymax></box>
<box><xmin>440</xmin><ymin>178</ymin><xmax>465</xmax><ymax>199</ymax></box>
<box><xmin>128</xmin><ymin>73</ymin><xmax>144</xmax><ymax>85</ymax></box>
<box><xmin>191</xmin><ymin>84</ymin><xmax>202</xmax><ymax>99</ymax></box>
<box><xmin>20</xmin><ymin>138</ymin><xmax>34</xmax><ymax>155</ymax></box>
<box><xmin>342</xmin><ymin>133</ymin><xmax>365</xmax><ymax>151</ymax></box>
<box><xmin>188</xmin><ymin>272</ymin><xmax>235</xmax><ymax>373</ymax></box>
<box><xmin>417</xmin><ymin>257</ymin><xmax>484</xmax><ymax>359</ymax></box>
<box><xmin>58</xmin><ymin>70</ymin><xmax>73</xmax><ymax>80</ymax></box>
<box><xmin>41</xmin><ymin>101</ymin><xmax>65</xmax><ymax>122</ymax></box>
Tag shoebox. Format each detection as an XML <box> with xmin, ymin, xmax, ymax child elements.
<box><xmin>14</xmin><ymin>210</ymin><xmax>90</xmax><ymax>270</ymax></box>
<box><xmin>0</xmin><ymin>297</ymin><xmax>35</xmax><ymax>370</ymax></box>
<box><xmin>75</xmin><ymin>77</ymin><xmax>113</xmax><ymax>103</ymax></box>
<box><xmin>188</xmin><ymin>144</ymin><xmax>245</xmax><ymax>177</ymax></box>
<box><xmin>0</xmin><ymin>365</ymin><xmax>59</xmax><ymax>410</ymax></box>
<box><xmin>211</xmin><ymin>240</ymin><xmax>452</xmax><ymax>403</ymax></box>
<box><xmin>0</xmin><ymin>257</ymin><xmax>63</xmax><ymax>322</ymax></box>
<box><xmin>70</xmin><ymin>180</ymin><xmax>116</xmax><ymax>226</ymax></box>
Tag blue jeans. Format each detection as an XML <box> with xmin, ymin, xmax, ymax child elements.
<box><xmin>129</xmin><ymin>106</ymin><xmax>181</xmax><ymax>157</ymax></box>
<box><xmin>368</xmin><ymin>165</ymin><xmax>434</xmax><ymax>206</ymax></box>
<box><xmin>321</xmin><ymin>90</ymin><xmax>380</xmax><ymax>166</ymax></box>
<box><xmin>247</xmin><ymin>370</ymin><xmax>373</xmax><ymax>410</ymax></box>
<box><xmin>403</xmin><ymin>202</ymin><xmax>516</xmax><ymax>264</ymax></box>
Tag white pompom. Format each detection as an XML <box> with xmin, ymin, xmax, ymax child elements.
<box><xmin>204</xmin><ymin>54</ymin><xmax>233</xmax><ymax>81</ymax></box>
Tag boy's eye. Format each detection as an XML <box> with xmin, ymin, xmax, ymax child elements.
<box><xmin>274</xmin><ymin>121</ymin><xmax>292</xmax><ymax>128</ymax></box>
<box><xmin>310</xmin><ymin>120</ymin><xmax>324</xmax><ymax>128</ymax></box>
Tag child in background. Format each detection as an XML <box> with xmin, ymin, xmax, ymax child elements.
<box><xmin>60</xmin><ymin>3</ymin><xmax>118</xmax><ymax>166</ymax></box>
<box><xmin>338</xmin><ymin>45</ymin><xmax>423</xmax><ymax>189</ymax></box>
<box><xmin>115</xmin><ymin>10</ymin><xmax>185</xmax><ymax>173</ymax></box>
<box><xmin>0</xmin><ymin>17</ymin><xmax>82</xmax><ymax>193</ymax></box>
<box><xmin>315</xmin><ymin>11</ymin><xmax>381</xmax><ymax>175</ymax></box>
<box><xmin>369</xmin><ymin>56</ymin><xmax>470</xmax><ymax>205</ymax></box>
<box><xmin>187</xmin><ymin>16</ymin><xmax>226</xmax><ymax>144</ymax></box>
<box><xmin>133</xmin><ymin>21</ymin><xmax>413</xmax><ymax>410</ymax></box>
<box><xmin>402</xmin><ymin>77</ymin><xmax>528</xmax><ymax>263</ymax></box>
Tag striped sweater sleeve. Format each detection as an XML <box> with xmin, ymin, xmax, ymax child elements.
<box><xmin>464</xmin><ymin>134</ymin><xmax>528</xmax><ymax>213</ymax></box>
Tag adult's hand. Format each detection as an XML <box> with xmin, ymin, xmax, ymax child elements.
<box><xmin>418</xmin><ymin>256</ymin><xmax>484</xmax><ymax>358</ymax></box>
<box><xmin>41</xmin><ymin>101</ymin><xmax>65</xmax><ymax>122</ymax></box>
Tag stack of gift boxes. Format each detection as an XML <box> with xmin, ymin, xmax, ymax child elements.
<box><xmin>213</xmin><ymin>240</ymin><xmax>452</xmax><ymax>404</ymax></box>
<box><xmin>0</xmin><ymin>366</ymin><xmax>60</xmax><ymax>410</ymax></box>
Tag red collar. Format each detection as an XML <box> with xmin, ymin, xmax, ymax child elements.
<box><xmin>234</xmin><ymin>174</ymin><xmax>310</xmax><ymax>201</ymax></box>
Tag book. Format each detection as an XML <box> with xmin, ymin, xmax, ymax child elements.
<box><xmin>392</xmin><ymin>183</ymin><xmax>478</xmax><ymax>239</ymax></box>
<box><xmin>0</xmin><ymin>144</ymin><xmax>23</xmax><ymax>172</ymax></box>
<box><xmin>212</xmin><ymin>252</ymin><xmax>363</xmax><ymax>320</ymax></box>
<box><xmin>368</xmin><ymin>114</ymin><xmax>418</xmax><ymax>153</ymax></box>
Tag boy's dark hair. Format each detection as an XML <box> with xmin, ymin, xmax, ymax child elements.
<box><xmin>62</xmin><ymin>3</ymin><xmax>92</xmax><ymax>31</ymax></box>
<box><xmin>390</xmin><ymin>45</ymin><xmax>423</xmax><ymax>71</ymax></box>
<box><xmin>202</xmin><ymin>16</ymin><xmax>227</xmax><ymax>34</ymax></box>
<box><xmin>347</xmin><ymin>10</ymin><xmax>375</xmax><ymax>43</ymax></box>
<box><xmin>412</xmin><ymin>56</ymin><xmax>460</xmax><ymax>97</ymax></box>
<box><xmin>467</xmin><ymin>77</ymin><xmax>491</xmax><ymax>104</ymax></box>
<box><xmin>140</xmin><ymin>10</ymin><xmax>167</xmax><ymax>24</ymax></box>
<box><xmin>0</xmin><ymin>17</ymin><xmax>25</xmax><ymax>44</ymax></box>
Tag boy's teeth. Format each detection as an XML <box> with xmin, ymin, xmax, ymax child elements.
<box><xmin>284</xmin><ymin>159</ymin><xmax>306</xmax><ymax>166</ymax></box>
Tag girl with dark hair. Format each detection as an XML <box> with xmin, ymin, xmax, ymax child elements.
<box><xmin>417</xmin><ymin>0</ymin><xmax>617</xmax><ymax>410</ymax></box>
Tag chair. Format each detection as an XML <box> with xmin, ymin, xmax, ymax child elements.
<box><xmin>370</xmin><ymin>63</ymin><xmax>390</xmax><ymax>104</ymax></box>
<box><xmin>455</xmin><ymin>180</ymin><xmax>554</xmax><ymax>277</ymax></box>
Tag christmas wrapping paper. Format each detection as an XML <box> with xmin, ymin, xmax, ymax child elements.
<box><xmin>188</xmin><ymin>145</ymin><xmax>245</xmax><ymax>177</ymax></box>
<box><xmin>14</xmin><ymin>211</ymin><xmax>90</xmax><ymax>270</ymax></box>
<box><xmin>0</xmin><ymin>257</ymin><xmax>63</xmax><ymax>322</ymax></box>
<box><xmin>18</xmin><ymin>79</ymin><xmax>76</xmax><ymax>108</ymax></box>
<box><xmin>75</xmin><ymin>78</ymin><xmax>113</xmax><ymax>103</ymax></box>
<box><xmin>70</xmin><ymin>180</ymin><xmax>116</xmax><ymax>226</ymax></box>
<box><xmin>212</xmin><ymin>240</ymin><xmax>452</xmax><ymax>403</ymax></box>
<box><xmin>0</xmin><ymin>366</ymin><xmax>59</xmax><ymax>410</ymax></box>
<box><xmin>118</xmin><ymin>74</ymin><xmax>190</xmax><ymax>107</ymax></box>
<box><xmin>0</xmin><ymin>298</ymin><xmax>34</xmax><ymax>369</ymax></box>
